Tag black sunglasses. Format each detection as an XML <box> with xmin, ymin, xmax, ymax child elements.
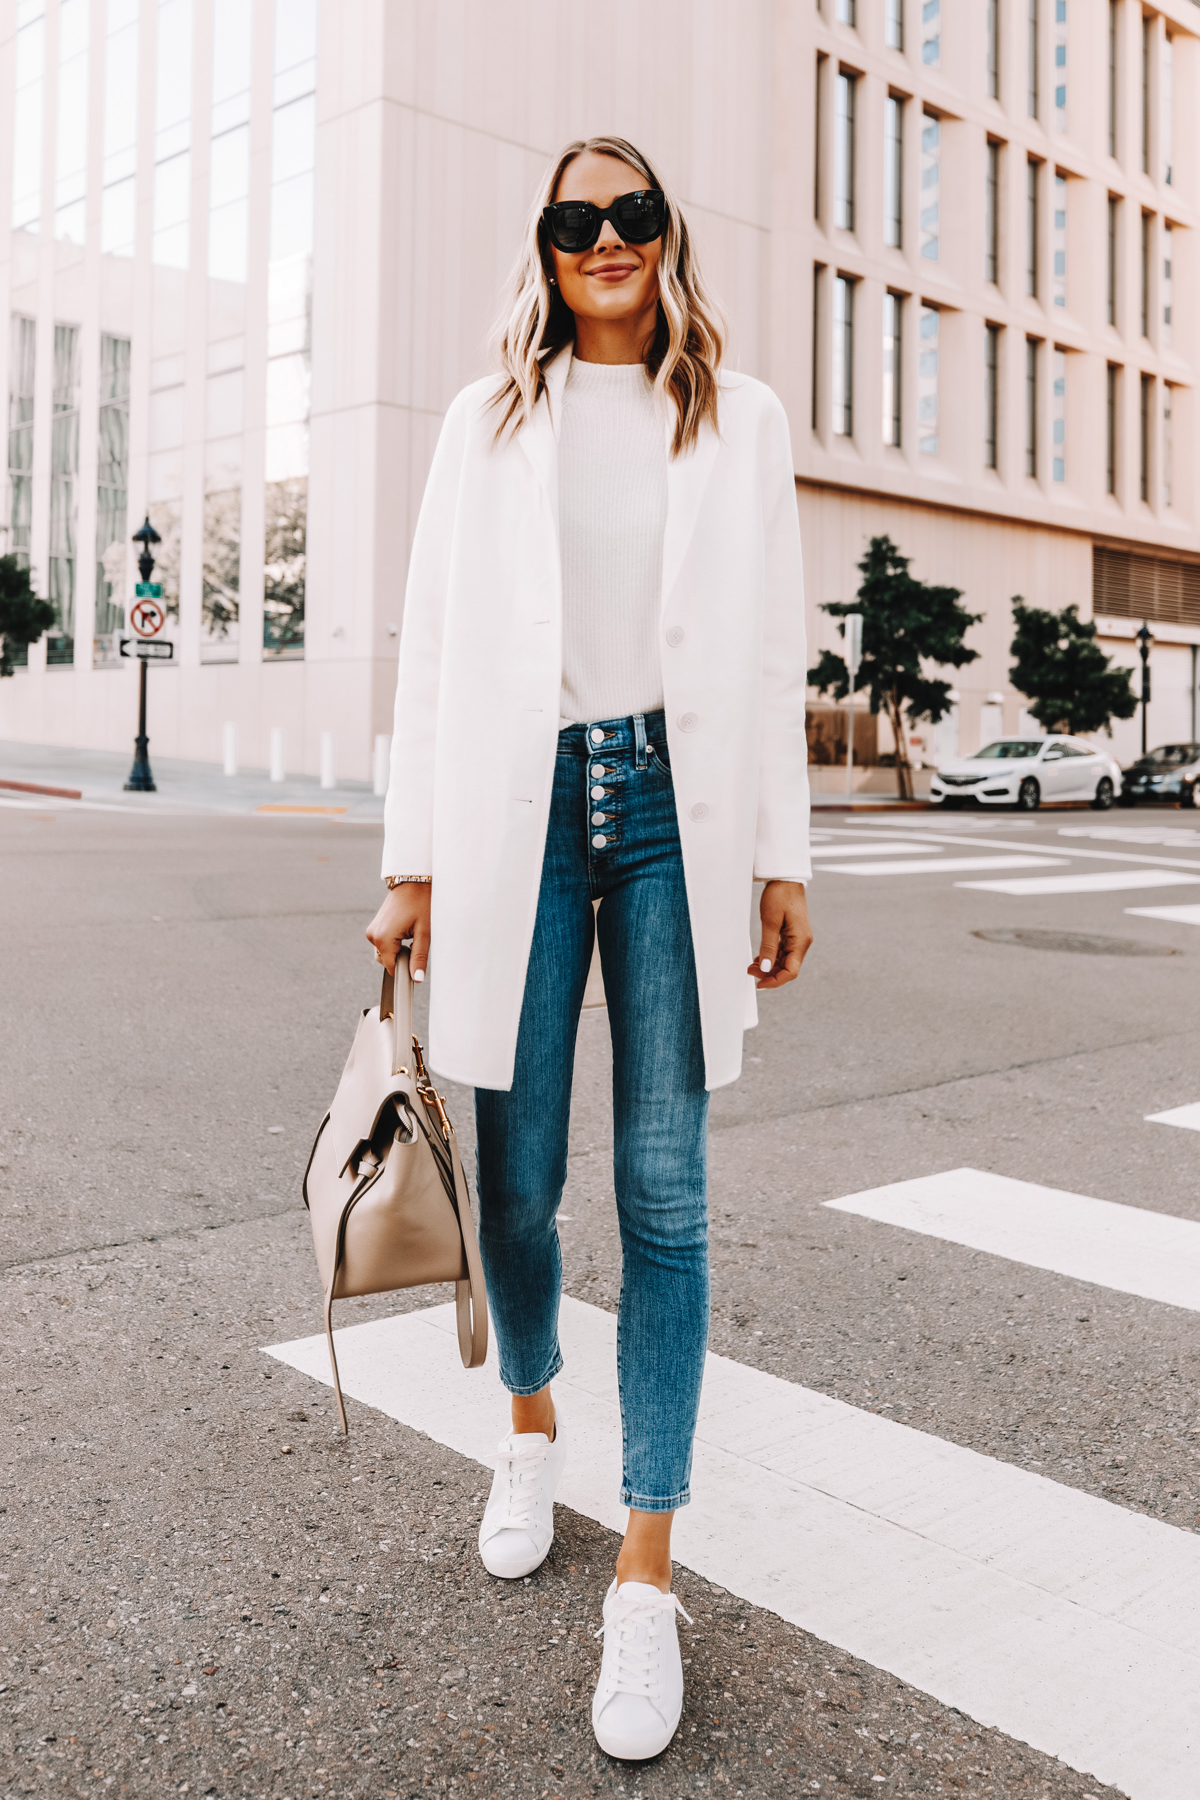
<box><xmin>541</xmin><ymin>188</ymin><xmax>667</xmax><ymax>254</ymax></box>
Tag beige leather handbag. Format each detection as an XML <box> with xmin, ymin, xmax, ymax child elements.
<box><xmin>302</xmin><ymin>947</ymin><xmax>488</xmax><ymax>1431</ymax></box>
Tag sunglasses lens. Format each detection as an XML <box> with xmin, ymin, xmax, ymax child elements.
<box><xmin>614</xmin><ymin>191</ymin><xmax>666</xmax><ymax>242</ymax></box>
<box><xmin>546</xmin><ymin>205</ymin><xmax>598</xmax><ymax>252</ymax></box>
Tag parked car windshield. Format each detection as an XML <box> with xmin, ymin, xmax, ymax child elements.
<box><xmin>970</xmin><ymin>740</ymin><xmax>1044</xmax><ymax>759</ymax></box>
<box><xmin>1131</xmin><ymin>744</ymin><xmax>1200</xmax><ymax>769</ymax></box>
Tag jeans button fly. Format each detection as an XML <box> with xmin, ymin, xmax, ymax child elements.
<box><xmin>592</xmin><ymin>834</ymin><xmax>607</xmax><ymax>848</ymax></box>
<box><xmin>589</xmin><ymin>727</ymin><xmax>605</xmax><ymax>745</ymax></box>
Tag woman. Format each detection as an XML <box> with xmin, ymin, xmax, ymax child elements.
<box><xmin>367</xmin><ymin>135</ymin><xmax>812</xmax><ymax>1762</ymax></box>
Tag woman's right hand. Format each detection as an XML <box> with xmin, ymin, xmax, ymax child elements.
<box><xmin>366</xmin><ymin>882</ymin><xmax>432</xmax><ymax>981</ymax></box>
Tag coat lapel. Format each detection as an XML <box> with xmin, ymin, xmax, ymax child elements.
<box><xmin>515</xmin><ymin>346</ymin><xmax>572</xmax><ymax>513</ymax></box>
<box><xmin>661</xmin><ymin>411</ymin><xmax>721</xmax><ymax>611</ymax></box>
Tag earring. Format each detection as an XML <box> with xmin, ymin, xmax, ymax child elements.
<box><xmin>549</xmin><ymin>277</ymin><xmax>557</xmax><ymax>286</ymax></box>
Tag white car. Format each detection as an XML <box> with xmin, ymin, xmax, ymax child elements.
<box><xmin>930</xmin><ymin>736</ymin><xmax>1122</xmax><ymax>811</ymax></box>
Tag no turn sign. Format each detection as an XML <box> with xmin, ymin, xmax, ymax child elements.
<box><xmin>130</xmin><ymin>595</ymin><xmax>165</xmax><ymax>638</ymax></box>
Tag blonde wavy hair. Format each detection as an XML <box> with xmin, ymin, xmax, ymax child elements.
<box><xmin>489</xmin><ymin>136</ymin><xmax>725</xmax><ymax>457</ymax></box>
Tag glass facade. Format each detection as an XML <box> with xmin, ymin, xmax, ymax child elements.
<box><xmin>47</xmin><ymin>325</ymin><xmax>81</xmax><ymax>664</ymax></box>
<box><xmin>1025</xmin><ymin>338</ymin><xmax>1038</xmax><ymax>479</ymax></box>
<box><xmin>1106</xmin><ymin>364</ymin><xmax>1118</xmax><ymax>496</ymax></box>
<box><xmin>1107</xmin><ymin>196</ymin><xmax>1118</xmax><ymax>327</ymax></box>
<box><xmin>5</xmin><ymin>316</ymin><xmax>35</xmax><ymax>668</ymax></box>
<box><xmin>1052</xmin><ymin>348</ymin><xmax>1066</xmax><ymax>483</ymax></box>
<box><xmin>921</xmin><ymin>0</ymin><xmax>939</xmax><ymax>68</ymax></box>
<box><xmin>884</xmin><ymin>97</ymin><xmax>903</xmax><ymax>249</ymax></box>
<box><xmin>832</xmin><ymin>276</ymin><xmax>854</xmax><ymax>439</ymax></box>
<box><xmin>56</xmin><ymin>0</ymin><xmax>89</xmax><ymax>244</ymax></box>
<box><xmin>102</xmin><ymin>1</ymin><xmax>140</xmax><ymax>259</ymax></box>
<box><xmin>95</xmin><ymin>336</ymin><xmax>131</xmax><ymax>653</ymax></box>
<box><xmin>1163</xmin><ymin>385</ymin><xmax>1173</xmax><ymax>509</ymax></box>
<box><xmin>1053</xmin><ymin>173</ymin><xmax>1066</xmax><ymax>309</ymax></box>
<box><xmin>12</xmin><ymin>2</ymin><xmax>45</xmax><ymax>234</ymax></box>
<box><xmin>918</xmin><ymin>305</ymin><xmax>938</xmax><ymax>456</ymax></box>
<box><xmin>1163</xmin><ymin>223</ymin><xmax>1173</xmax><ymax>348</ymax></box>
<box><xmin>1026</xmin><ymin>159</ymin><xmax>1039</xmax><ymax>297</ymax></box>
<box><xmin>1163</xmin><ymin>34</ymin><xmax>1174</xmax><ymax>186</ymax></box>
<box><xmin>986</xmin><ymin>0</ymin><xmax>999</xmax><ymax>99</ymax></box>
<box><xmin>985</xmin><ymin>142</ymin><xmax>999</xmax><ymax>285</ymax></box>
<box><xmin>883</xmin><ymin>293</ymin><xmax>902</xmax><ymax>448</ymax></box>
<box><xmin>985</xmin><ymin>324</ymin><xmax>999</xmax><ymax>470</ymax></box>
<box><xmin>920</xmin><ymin>112</ymin><xmax>939</xmax><ymax>261</ymax></box>
<box><xmin>1028</xmin><ymin>0</ymin><xmax>1039</xmax><ymax>119</ymax></box>
<box><xmin>154</xmin><ymin>0</ymin><xmax>194</xmax><ymax>269</ymax></box>
<box><xmin>263</xmin><ymin>0</ymin><xmax>318</xmax><ymax>661</ymax></box>
<box><xmin>1054</xmin><ymin>0</ymin><xmax>1067</xmax><ymax>135</ymax></box>
<box><xmin>834</xmin><ymin>73</ymin><xmax>856</xmax><ymax>233</ymax></box>
<box><xmin>885</xmin><ymin>0</ymin><xmax>903</xmax><ymax>52</ymax></box>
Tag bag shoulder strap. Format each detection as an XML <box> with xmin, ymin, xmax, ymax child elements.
<box><xmin>447</xmin><ymin>1127</ymin><xmax>489</xmax><ymax>1369</ymax></box>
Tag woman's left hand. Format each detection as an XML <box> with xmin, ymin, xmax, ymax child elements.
<box><xmin>749</xmin><ymin>881</ymin><xmax>813</xmax><ymax>989</ymax></box>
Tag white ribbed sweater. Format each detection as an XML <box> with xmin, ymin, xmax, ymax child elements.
<box><xmin>558</xmin><ymin>358</ymin><xmax>667</xmax><ymax>727</ymax></box>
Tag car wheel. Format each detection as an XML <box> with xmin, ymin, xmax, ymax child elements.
<box><xmin>1182</xmin><ymin>782</ymin><xmax>1199</xmax><ymax>811</ymax></box>
<box><xmin>1017</xmin><ymin>777</ymin><xmax>1040</xmax><ymax>811</ymax></box>
<box><xmin>1092</xmin><ymin>776</ymin><xmax>1115</xmax><ymax>811</ymax></box>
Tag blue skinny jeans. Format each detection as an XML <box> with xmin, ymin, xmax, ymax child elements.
<box><xmin>475</xmin><ymin>710</ymin><xmax>710</xmax><ymax>1512</ymax></box>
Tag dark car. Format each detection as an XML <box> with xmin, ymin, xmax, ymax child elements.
<box><xmin>1118</xmin><ymin>743</ymin><xmax>1200</xmax><ymax>807</ymax></box>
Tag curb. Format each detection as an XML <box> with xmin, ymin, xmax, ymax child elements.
<box><xmin>0</xmin><ymin>777</ymin><xmax>83</xmax><ymax>800</ymax></box>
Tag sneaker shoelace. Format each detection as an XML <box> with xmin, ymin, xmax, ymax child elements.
<box><xmin>594</xmin><ymin>1591</ymin><xmax>693</xmax><ymax>1700</ymax></box>
<box><xmin>489</xmin><ymin>1443</ymin><xmax>550</xmax><ymax>1533</ymax></box>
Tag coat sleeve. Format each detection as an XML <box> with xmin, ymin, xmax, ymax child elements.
<box><xmin>381</xmin><ymin>391</ymin><xmax>472</xmax><ymax>879</ymax></box>
<box><xmin>753</xmin><ymin>391</ymin><xmax>812</xmax><ymax>883</ymax></box>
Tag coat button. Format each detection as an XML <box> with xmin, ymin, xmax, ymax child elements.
<box><xmin>690</xmin><ymin>802</ymin><xmax>710</xmax><ymax>822</ymax></box>
<box><xmin>678</xmin><ymin>711</ymin><xmax>699</xmax><ymax>732</ymax></box>
<box><xmin>592</xmin><ymin>834</ymin><xmax>607</xmax><ymax>848</ymax></box>
<box><xmin>589</xmin><ymin>727</ymin><xmax>605</xmax><ymax>745</ymax></box>
<box><xmin>666</xmin><ymin>626</ymin><xmax>685</xmax><ymax>647</ymax></box>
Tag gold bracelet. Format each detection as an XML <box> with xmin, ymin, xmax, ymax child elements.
<box><xmin>385</xmin><ymin>875</ymin><xmax>432</xmax><ymax>889</ymax></box>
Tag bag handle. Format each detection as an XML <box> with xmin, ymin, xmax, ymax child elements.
<box><xmin>379</xmin><ymin>945</ymin><xmax>414</xmax><ymax>1077</ymax></box>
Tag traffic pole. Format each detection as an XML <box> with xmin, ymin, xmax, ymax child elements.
<box><xmin>125</xmin><ymin>656</ymin><xmax>155</xmax><ymax>792</ymax></box>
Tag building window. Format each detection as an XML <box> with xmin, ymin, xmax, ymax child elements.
<box><xmin>47</xmin><ymin>325</ymin><xmax>81</xmax><ymax>666</ymax></box>
<box><xmin>1052</xmin><ymin>348</ymin><xmax>1066</xmax><ymax>483</ymax></box>
<box><xmin>102</xmin><ymin>0</ymin><xmax>139</xmax><ymax>257</ymax></box>
<box><xmin>814</xmin><ymin>55</ymin><xmax>824</xmax><ymax>221</ymax></box>
<box><xmin>812</xmin><ymin>265</ymin><xmax>822</xmax><ymax>431</ymax></box>
<box><xmin>1141</xmin><ymin>212</ymin><xmax>1151</xmax><ymax>338</ymax></box>
<box><xmin>886</xmin><ymin>0</ymin><xmax>903</xmax><ymax>51</ymax></box>
<box><xmin>1108</xmin><ymin>1</ymin><xmax>1117</xmax><ymax>158</ymax></box>
<box><xmin>11</xmin><ymin>2</ymin><xmax>45</xmax><ymax>234</ymax></box>
<box><xmin>832</xmin><ymin>276</ymin><xmax>854</xmax><ymax>437</ymax></box>
<box><xmin>1028</xmin><ymin>0</ymin><xmax>1039</xmax><ymax>118</ymax></box>
<box><xmin>209</xmin><ymin>0</ymin><xmax>253</xmax><ymax>284</ymax></box>
<box><xmin>920</xmin><ymin>112</ymin><xmax>940</xmax><ymax>261</ymax></box>
<box><xmin>985</xmin><ymin>324</ymin><xmax>999</xmax><ymax>469</ymax></box>
<box><xmin>987</xmin><ymin>0</ymin><xmax>999</xmax><ymax>99</ymax></box>
<box><xmin>1025</xmin><ymin>338</ymin><xmax>1038</xmax><ymax>478</ymax></box>
<box><xmin>1139</xmin><ymin>374</ymin><xmax>1152</xmax><ymax>502</ymax></box>
<box><xmin>922</xmin><ymin>0</ymin><xmax>940</xmax><ymax>66</ymax></box>
<box><xmin>1054</xmin><ymin>0</ymin><xmax>1067</xmax><ymax>134</ymax></box>
<box><xmin>1026</xmin><ymin>159</ymin><xmax>1039</xmax><ymax>297</ymax></box>
<box><xmin>883</xmin><ymin>293</ymin><xmax>903</xmax><ymax>447</ymax></box>
<box><xmin>985</xmin><ymin>141</ymin><xmax>999</xmax><ymax>284</ymax></box>
<box><xmin>1107</xmin><ymin>196</ymin><xmax>1118</xmax><ymax>327</ymax></box>
<box><xmin>918</xmin><ymin>305</ymin><xmax>939</xmax><ymax>455</ymax></box>
<box><xmin>1163</xmin><ymin>385</ymin><xmax>1174</xmax><ymax>509</ymax></box>
<box><xmin>4</xmin><ymin>317</ymin><xmax>35</xmax><ymax>669</ymax></box>
<box><xmin>95</xmin><ymin>336</ymin><xmax>131</xmax><ymax>645</ymax></box>
<box><xmin>884</xmin><ymin>96</ymin><xmax>904</xmax><ymax>248</ymax></box>
<box><xmin>1163</xmin><ymin>223</ymin><xmax>1173</xmax><ymax>348</ymax></box>
<box><xmin>834</xmin><ymin>71</ymin><xmax>856</xmax><ymax>232</ymax></box>
<box><xmin>1053</xmin><ymin>173</ymin><xmax>1066</xmax><ymax>309</ymax></box>
<box><xmin>153</xmin><ymin>0</ymin><xmax>194</xmax><ymax>269</ymax></box>
<box><xmin>263</xmin><ymin>0</ymin><xmax>318</xmax><ymax>661</ymax></box>
<box><xmin>836</xmin><ymin>0</ymin><xmax>856</xmax><ymax>22</ymax></box>
<box><xmin>1163</xmin><ymin>34</ymin><xmax>1174</xmax><ymax>185</ymax></box>
<box><xmin>1106</xmin><ymin>364</ymin><xmax>1118</xmax><ymax>495</ymax></box>
<box><xmin>1142</xmin><ymin>15</ymin><xmax>1151</xmax><ymax>176</ymax></box>
<box><xmin>55</xmin><ymin>0</ymin><xmax>89</xmax><ymax>244</ymax></box>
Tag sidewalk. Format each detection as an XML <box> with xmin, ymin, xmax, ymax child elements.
<box><xmin>0</xmin><ymin>738</ymin><xmax>386</xmax><ymax>822</ymax></box>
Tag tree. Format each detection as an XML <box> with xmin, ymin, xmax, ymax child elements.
<box><xmin>0</xmin><ymin>555</ymin><xmax>56</xmax><ymax>677</ymax></box>
<box><xmin>808</xmin><ymin>535</ymin><xmax>981</xmax><ymax>799</ymax></box>
<box><xmin>1008</xmin><ymin>599</ymin><xmax>1137</xmax><ymax>737</ymax></box>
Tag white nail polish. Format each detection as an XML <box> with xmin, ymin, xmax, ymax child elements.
<box><xmin>412</xmin><ymin>969</ymin><xmax>425</xmax><ymax>983</ymax></box>
<box><xmin>760</xmin><ymin>958</ymin><xmax>772</xmax><ymax>972</ymax></box>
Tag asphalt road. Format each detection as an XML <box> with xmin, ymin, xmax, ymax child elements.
<box><xmin>4</xmin><ymin>791</ymin><xmax>1200</xmax><ymax>1799</ymax></box>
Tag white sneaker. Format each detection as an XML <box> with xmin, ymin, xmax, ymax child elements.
<box><xmin>591</xmin><ymin>1579</ymin><xmax>692</xmax><ymax>1760</ymax></box>
<box><xmin>476</xmin><ymin>1419</ymin><xmax>567</xmax><ymax>1579</ymax></box>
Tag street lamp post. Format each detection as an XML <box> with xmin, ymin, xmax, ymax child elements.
<box><xmin>124</xmin><ymin>517</ymin><xmax>162</xmax><ymax>793</ymax></box>
<box><xmin>1136</xmin><ymin>621</ymin><xmax>1153</xmax><ymax>759</ymax></box>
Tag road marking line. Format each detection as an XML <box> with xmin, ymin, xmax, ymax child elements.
<box><xmin>266</xmin><ymin>1295</ymin><xmax>1200</xmax><ymax>1797</ymax></box>
<box><xmin>1146</xmin><ymin>1103</ymin><xmax>1200</xmax><ymax>1132</ymax></box>
<box><xmin>822</xmin><ymin>855</ymin><xmax>1069</xmax><ymax>877</ymax></box>
<box><xmin>958</xmin><ymin>868</ymin><xmax>1200</xmax><ymax>896</ymax></box>
<box><xmin>1127</xmin><ymin>903</ymin><xmax>1200</xmax><ymax>927</ymax></box>
<box><xmin>254</xmin><ymin>803</ymin><xmax>349</xmax><ymax>816</ymax></box>
<box><xmin>823</xmin><ymin>1166</ymin><xmax>1200</xmax><ymax>1312</ymax></box>
<box><xmin>809</xmin><ymin>841</ymin><xmax>946</xmax><ymax>859</ymax></box>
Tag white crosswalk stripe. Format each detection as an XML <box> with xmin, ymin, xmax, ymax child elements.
<box><xmin>958</xmin><ymin>868</ymin><xmax>1200</xmax><ymax>896</ymax></box>
<box><xmin>1146</xmin><ymin>1102</ymin><xmax>1200</xmax><ymax>1132</ymax></box>
<box><xmin>269</xmin><ymin>1272</ymin><xmax>1200</xmax><ymax>1799</ymax></box>
<box><xmin>820</xmin><ymin>855</ymin><xmax>1068</xmax><ymax>877</ymax></box>
<box><xmin>1128</xmin><ymin>903</ymin><xmax>1200</xmax><ymax>927</ymax></box>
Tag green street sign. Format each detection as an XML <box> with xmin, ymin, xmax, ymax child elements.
<box><xmin>135</xmin><ymin>581</ymin><xmax>163</xmax><ymax>598</ymax></box>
